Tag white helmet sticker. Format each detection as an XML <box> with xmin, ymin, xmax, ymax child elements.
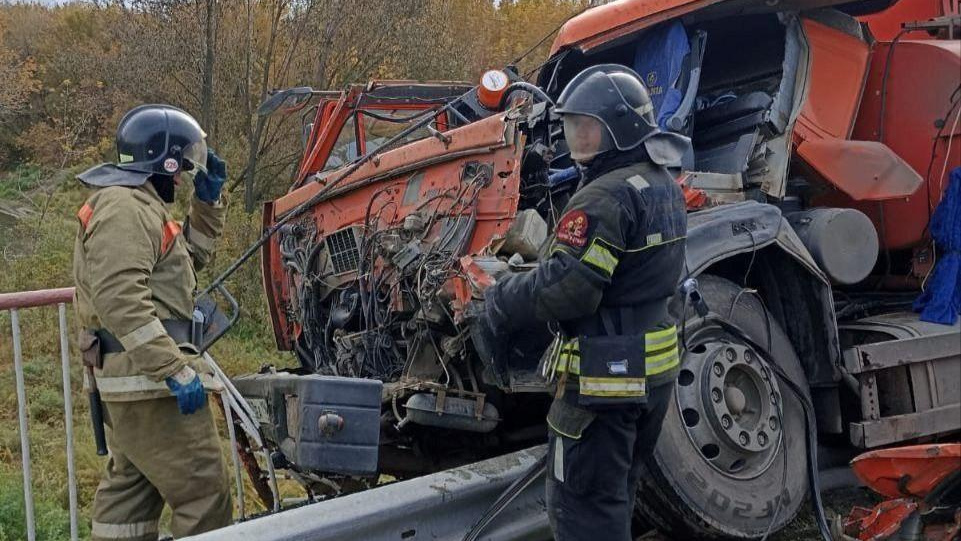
<box><xmin>163</xmin><ymin>158</ymin><xmax>179</xmax><ymax>173</ymax></box>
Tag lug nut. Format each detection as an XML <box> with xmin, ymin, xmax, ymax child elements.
<box><xmin>739</xmin><ymin>432</ymin><xmax>750</xmax><ymax>446</ymax></box>
<box><xmin>769</xmin><ymin>416</ymin><xmax>779</xmax><ymax>431</ymax></box>
<box><xmin>757</xmin><ymin>432</ymin><xmax>768</xmax><ymax>446</ymax></box>
<box><xmin>711</xmin><ymin>388</ymin><xmax>723</xmax><ymax>403</ymax></box>
<box><xmin>725</xmin><ymin>348</ymin><xmax>737</xmax><ymax>361</ymax></box>
<box><xmin>744</xmin><ymin>350</ymin><xmax>754</xmax><ymax>363</ymax></box>
<box><xmin>721</xmin><ymin>415</ymin><xmax>733</xmax><ymax>429</ymax></box>
<box><xmin>713</xmin><ymin>363</ymin><xmax>724</xmax><ymax>376</ymax></box>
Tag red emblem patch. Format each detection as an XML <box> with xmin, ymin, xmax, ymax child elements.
<box><xmin>556</xmin><ymin>210</ymin><xmax>589</xmax><ymax>248</ymax></box>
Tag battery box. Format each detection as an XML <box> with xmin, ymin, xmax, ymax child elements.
<box><xmin>232</xmin><ymin>372</ymin><xmax>383</xmax><ymax>475</ymax></box>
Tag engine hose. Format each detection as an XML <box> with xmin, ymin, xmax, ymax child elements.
<box><xmin>704</xmin><ymin>315</ymin><xmax>832</xmax><ymax>541</ymax></box>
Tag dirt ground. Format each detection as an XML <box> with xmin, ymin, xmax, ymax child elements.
<box><xmin>636</xmin><ymin>486</ymin><xmax>880</xmax><ymax>541</ymax></box>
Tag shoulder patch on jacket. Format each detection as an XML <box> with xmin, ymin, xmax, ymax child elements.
<box><xmin>161</xmin><ymin>221</ymin><xmax>182</xmax><ymax>255</ymax></box>
<box><xmin>556</xmin><ymin>209</ymin><xmax>589</xmax><ymax>248</ymax></box>
<box><xmin>626</xmin><ymin>175</ymin><xmax>649</xmax><ymax>191</ymax></box>
<box><xmin>77</xmin><ymin>203</ymin><xmax>94</xmax><ymax>230</ymax></box>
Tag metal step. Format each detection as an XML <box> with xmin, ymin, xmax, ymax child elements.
<box><xmin>840</xmin><ymin>313</ymin><xmax>961</xmax><ymax>448</ymax></box>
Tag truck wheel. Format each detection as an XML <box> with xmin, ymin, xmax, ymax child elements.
<box><xmin>634</xmin><ymin>275</ymin><xmax>810</xmax><ymax>539</ymax></box>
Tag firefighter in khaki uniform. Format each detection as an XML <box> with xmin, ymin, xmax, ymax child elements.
<box><xmin>475</xmin><ymin>65</ymin><xmax>690</xmax><ymax>540</ymax></box>
<box><xmin>73</xmin><ymin>105</ymin><xmax>231</xmax><ymax>540</ymax></box>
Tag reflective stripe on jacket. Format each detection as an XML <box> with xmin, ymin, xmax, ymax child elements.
<box><xmin>552</xmin><ymin>325</ymin><xmax>681</xmax><ymax>397</ymax></box>
<box><xmin>73</xmin><ymin>180</ymin><xmax>226</xmax><ymax>401</ymax></box>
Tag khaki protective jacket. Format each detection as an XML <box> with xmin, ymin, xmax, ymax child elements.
<box><xmin>73</xmin><ymin>180</ymin><xmax>226</xmax><ymax>401</ymax></box>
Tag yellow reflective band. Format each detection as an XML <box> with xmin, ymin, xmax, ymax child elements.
<box><xmin>646</xmin><ymin>325</ymin><xmax>677</xmax><ymax>343</ymax></box>
<box><xmin>580</xmin><ymin>377</ymin><xmax>646</xmax><ymax>396</ymax></box>
<box><xmin>96</xmin><ymin>374</ymin><xmax>221</xmax><ymax>395</ymax></box>
<box><xmin>91</xmin><ymin>519</ymin><xmax>159</xmax><ymax>539</ymax></box>
<box><xmin>580</xmin><ymin>240</ymin><xmax>619</xmax><ymax>275</ymax></box>
<box><xmin>556</xmin><ymin>352</ymin><xmax>581</xmax><ymax>375</ymax></box>
<box><xmin>118</xmin><ymin>319</ymin><xmax>166</xmax><ymax>351</ymax></box>
<box><xmin>646</xmin><ymin>334</ymin><xmax>678</xmax><ymax>353</ymax></box>
<box><xmin>646</xmin><ymin>348</ymin><xmax>681</xmax><ymax>376</ymax></box>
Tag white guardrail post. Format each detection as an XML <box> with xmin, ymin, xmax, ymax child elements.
<box><xmin>10</xmin><ymin>308</ymin><xmax>37</xmax><ymax>541</ymax></box>
<box><xmin>2</xmin><ymin>288</ymin><xmax>80</xmax><ymax>541</ymax></box>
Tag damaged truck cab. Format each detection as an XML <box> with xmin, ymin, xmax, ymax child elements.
<box><xmin>240</xmin><ymin>1</ymin><xmax>960</xmax><ymax>538</ymax></box>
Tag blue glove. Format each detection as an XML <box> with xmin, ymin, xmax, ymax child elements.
<box><xmin>165</xmin><ymin>366</ymin><xmax>206</xmax><ymax>415</ymax></box>
<box><xmin>193</xmin><ymin>149</ymin><xmax>226</xmax><ymax>203</ymax></box>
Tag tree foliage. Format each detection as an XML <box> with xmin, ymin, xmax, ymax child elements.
<box><xmin>0</xmin><ymin>0</ymin><xmax>588</xmax><ymax>206</ymax></box>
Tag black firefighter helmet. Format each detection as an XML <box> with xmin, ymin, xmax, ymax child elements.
<box><xmin>77</xmin><ymin>105</ymin><xmax>207</xmax><ymax>188</ymax></box>
<box><xmin>555</xmin><ymin>64</ymin><xmax>689</xmax><ymax>166</ymax></box>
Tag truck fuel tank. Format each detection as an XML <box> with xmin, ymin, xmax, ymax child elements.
<box><xmin>786</xmin><ymin>207</ymin><xmax>879</xmax><ymax>285</ymax></box>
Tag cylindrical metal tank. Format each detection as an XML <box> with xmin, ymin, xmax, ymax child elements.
<box><xmin>786</xmin><ymin>208</ymin><xmax>879</xmax><ymax>285</ymax></box>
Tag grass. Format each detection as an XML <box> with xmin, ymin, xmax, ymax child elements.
<box><xmin>0</xmin><ymin>165</ymin><xmax>46</xmax><ymax>200</ymax></box>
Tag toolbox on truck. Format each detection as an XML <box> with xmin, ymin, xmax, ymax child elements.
<box><xmin>233</xmin><ymin>372</ymin><xmax>383</xmax><ymax>475</ymax></box>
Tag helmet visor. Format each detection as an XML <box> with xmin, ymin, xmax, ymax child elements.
<box><xmin>182</xmin><ymin>140</ymin><xmax>208</xmax><ymax>175</ymax></box>
<box><xmin>563</xmin><ymin>114</ymin><xmax>614</xmax><ymax>163</ymax></box>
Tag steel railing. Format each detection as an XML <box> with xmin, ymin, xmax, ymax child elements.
<box><xmin>0</xmin><ymin>286</ymin><xmax>79</xmax><ymax>541</ymax></box>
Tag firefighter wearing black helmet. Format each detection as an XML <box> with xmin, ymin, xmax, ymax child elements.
<box><xmin>73</xmin><ymin>105</ymin><xmax>231</xmax><ymax>539</ymax></box>
<box><xmin>476</xmin><ymin>65</ymin><xmax>690</xmax><ymax>540</ymax></box>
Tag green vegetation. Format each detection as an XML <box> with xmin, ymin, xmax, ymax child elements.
<box><xmin>0</xmin><ymin>165</ymin><xmax>45</xmax><ymax>200</ymax></box>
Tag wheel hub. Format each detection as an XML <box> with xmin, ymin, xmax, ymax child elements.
<box><xmin>676</xmin><ymin>338</ymin><xmax>783</xmax><ymax>479</ymax></box>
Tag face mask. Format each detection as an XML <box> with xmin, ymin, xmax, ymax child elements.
<box><xmin>149</xmin><ymin>175</ymin><xmax>176</xmax><ymax>203</ymax></box>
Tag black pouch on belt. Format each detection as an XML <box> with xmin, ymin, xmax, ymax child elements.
<box><xmin>576</xmin><ymin>333</ymin><xmax>647</xmax><ymax>408</ymax></box>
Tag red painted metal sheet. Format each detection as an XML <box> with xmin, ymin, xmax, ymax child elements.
<box><xmin>844</xmin><ymin>499</ymin><xmax>920</xmax><ymax>540</ymax></box>
<box><xmin>816</xmin><ymin>39</ymin><xmax>961</xmax><ymax>250</ymax></box>
<box><xmin>549</xmin><ymin>0</ymin><xmax>722</xmax><ymax>56</ymax></box>
<box><xmin>0</xmin><ymin>287</ymin><xmax>75</xmax><ymax>310</ymax></box>
<box><xmin>260</xmin><ymin>201</ymin><xmax>292</xmax><ymax>351</ymax></box>
<box><xmin>851</xmin><ymin>443</ymin><xmax>961</xmax><ymax>499</ymax></box>
<box><xmin>797</xmin><ymin>139</ymin><xmax>924</xmax><ymax>200</ymax></box>
<box><xmin>795</xmin><ymin>18</ymin><xmax>872</xmax><ymax>142</ymax></box>
<box><xmin>274</xmin><ymin>113</ymin><xmax>511</xmax><ymax>217</ymax></box>
<box><xmin>859</xmin><ymin>0</ymin><xmax>953</xmax><ymax>42</ymax></box>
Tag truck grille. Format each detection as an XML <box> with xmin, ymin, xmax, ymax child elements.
<box><xmin>326</xmin><ymin>227</ymin><xmax>361</xmax><ymax>274</ymax></box>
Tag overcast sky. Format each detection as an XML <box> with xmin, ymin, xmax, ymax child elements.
<box><xmin>1</xmin><ymin>0</ymin><xmax>84</xmax><ymax>5</ymax></box>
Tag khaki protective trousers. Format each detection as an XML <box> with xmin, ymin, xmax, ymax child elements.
<box><xmin>91</xmin><ymin>397</ymin><xmax>232</xmax><ymax>540</ymax></box>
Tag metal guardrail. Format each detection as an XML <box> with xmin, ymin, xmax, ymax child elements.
<box><xmin>0</xmin><ymin>287</ymin><xmax>79</xmax><ymax>541</ymax></box>
<box><xmin>184</xmin><ymin>445</ymin><xmax>552</xmax><ymax>541</ymax></box>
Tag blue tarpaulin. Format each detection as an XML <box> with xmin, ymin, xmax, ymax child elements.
<box><xmin>914</xmin><ymin>167</ymin><xmax>961</xmax><ymax>325</ymax></box>
<box><xmin>633</xmin><ymin>20</ymin><xmax>690</xmax><ymax>130</ymax></box>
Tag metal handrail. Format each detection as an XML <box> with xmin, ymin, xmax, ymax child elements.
<box><xmin>1</xmin><ymin>286</ymin><xmax>79</xmax><ymax>541</ymax></box>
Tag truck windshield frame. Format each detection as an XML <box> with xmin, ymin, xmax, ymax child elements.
<box><xmin>321</xmin><ymin>107</ymin><xmax>447</xmax><ymax>173</ymax></box>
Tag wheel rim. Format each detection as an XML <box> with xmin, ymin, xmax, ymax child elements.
<box><xmin>675</xmin><ymin>327</ymin><xmax>783</xmax><ymax>480</ymax></box>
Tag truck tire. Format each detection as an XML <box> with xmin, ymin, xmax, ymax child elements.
<box><xmin>634</xmin><ymin>274</ymin><xmax>810</xmax><ymax>539</ymax></box>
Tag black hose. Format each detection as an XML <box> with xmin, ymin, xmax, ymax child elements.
<box><xmin>705</xmin><ymin>316</ymin><xmax>832</xmax><ymax>541</ymax></box>
<box><xmin>497</xmin><ymin>81</ymin><xmax>555</xmax><ymax>110</ymax></box>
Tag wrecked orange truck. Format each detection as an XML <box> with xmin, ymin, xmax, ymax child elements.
<box><xmin>236</xmin><ymin>0</ymin><xmax>960</xmax><ymax>538</ymax></box>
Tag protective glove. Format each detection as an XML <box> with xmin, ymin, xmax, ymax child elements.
<box><xmin>193</xmin><ymin>149</ymin><xmax>226</xmax><ymax>204</ymax></box>
<box><xmin>165</xmin><ymin>365</ymin><xmax>206</xmax><ymax>415</ymax></box>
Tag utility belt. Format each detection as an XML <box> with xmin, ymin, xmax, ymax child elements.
<box><xmin>95</xmin><ymin>319</ymin><xmax>197</xmax><ymax>355</ymax></box>
<box><xmin>546</xmin><ymin>304</ymin><xmax>680</xmax><ymax>408</ymax></box>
